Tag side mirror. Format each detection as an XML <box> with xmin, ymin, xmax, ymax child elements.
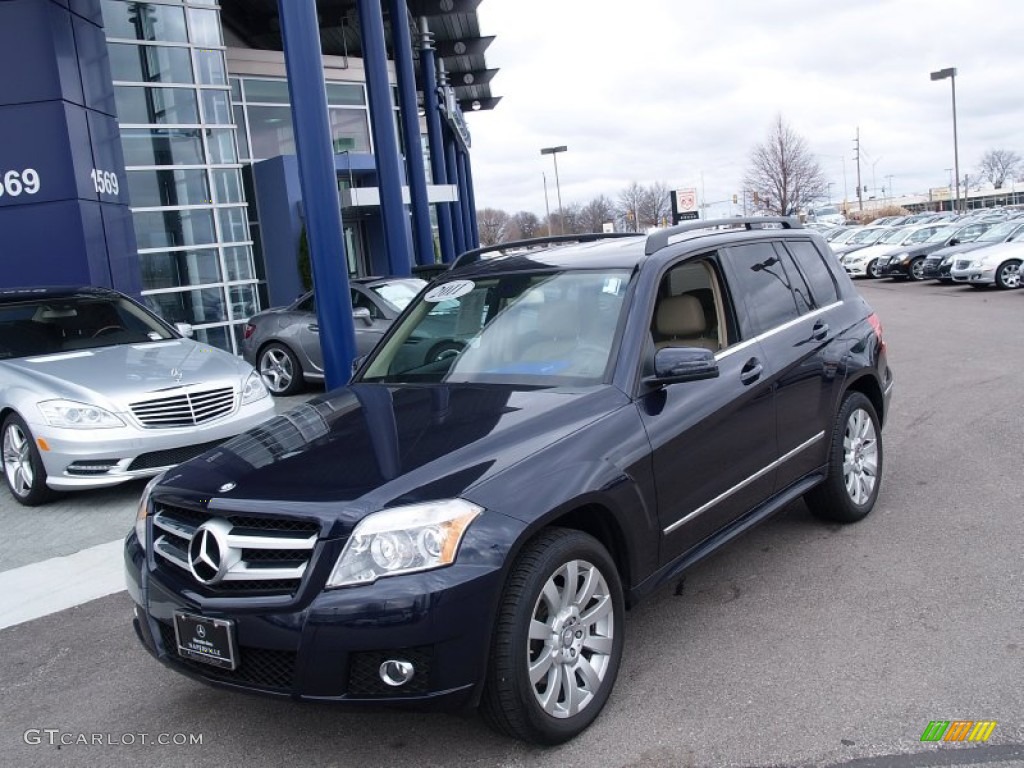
<box><xmin>352</xmin><ymin>307</ymin><xmax>373</xmax><ymax>326</ymax></box>
<box><xmin>175</xmin><ymin>322</ymin><xmax>194</xmax><ymax>338</ymax></box>
<box><xmin>646</xmin><ymin>347</ymin><xmax>719</xmax><ymax>386</ymax></box>
<box><xmin>350</xmin><ymin>354</ymin><xmax>366</xmax><ymax>377</ymax></box>
<box><xmin>948</xmin><ymin>238</ymin><xmax>960</xmax><ymax>246</ymax></box>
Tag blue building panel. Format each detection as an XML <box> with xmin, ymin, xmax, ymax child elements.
<box><xmin>0</xmin><ymin>101</ymin><xmax>81</xmax><ymax>207</ymax></box>
<box><xmin>0</xmin><ymin>0</ymin><xmax>80</xmax><ymax>107</ymax></box>
<box><xmin>100</xmin><ymin>202</ymin><xmax>142</xmax><ymax>294</ymax></box>
<box><xmin>69</xmin><ymin>0</ymin><xmax>103</xmax><ymax>26</ymax></box>
<box><xmin>86</xmin><ymin>110</ymin><xmax>131</xmax><ymax>206</ymax></box>
<box><xmin>0</xmin><ymin>201</ymin><xmax>94</xmax><ymax>286</ymax></box>
<box><xmin>73</xmin><ymin>10</ymin><xmax>118</xmax><ymax>117</ymax></box>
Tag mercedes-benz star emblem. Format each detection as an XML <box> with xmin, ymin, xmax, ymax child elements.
<box><xmin>187</xmin><ymin>518</ymin><xmax>236</xmax><ymax>585</ymax></box>
<box><xmin>170</xmin><ymin>367</ymin><xmax>183</xmax><ymax>382</ymax></box>
<box><xmin>196</xmin><ymin>624</ymin><xmax>206</xmax><ymax>639</ymax></box>
<box><xmin>219</xmin><ymin>482</ymin><xmax>236</xmax><ymax>493</ymax></box>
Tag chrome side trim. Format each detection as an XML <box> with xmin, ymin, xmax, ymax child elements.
<box><xmin>715</xmin><ymin>302</ymin><xmax>843</xmax><ymax>361</ymax></box>
<box><xmin>663</xmin><ymin>431</ymin><xmax>826</xmax><ymax>535</ymax></box>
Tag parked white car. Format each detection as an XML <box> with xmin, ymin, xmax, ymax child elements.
<box><xmin>949</xmin><ymin>242</ymin><xmax>1024</xmax><ymax>289</ymax></box>
<box><xmin>841</xmin><ymin>225</ymin><xmax>945</xmax><ymax>278</ymax></box>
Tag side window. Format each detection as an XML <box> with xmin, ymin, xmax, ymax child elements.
<box><xmin>783</xmin><ymin>240</ymin><xmax>839</xmax><ymax>307</ymax></box>
<box><xmin>649</xmin><ymin>257</ymin><xmax>731</xmax><ymax>355</ymax></box>
<box><xmin>296</xmin><ymin>295</ymin><xmax>315</xmax><ymax>313</ymax></box>
<box><xmin>726</xmin><ymin>242</ymin><xmax>802</xmax><ymax>337</ymax></box>
<box><xmin>350</xmin><ymin>290</ymin><xmax>383</xmax><ymax>319</ymax></box>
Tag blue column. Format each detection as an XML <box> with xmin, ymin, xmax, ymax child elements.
<box><xmin>356</xmin><ymin>0</ymin><xmax>412</xmax><ymax>277</ymax></box>
<box><xmin>463</xmin><ymin>148</ymin><xmax>480</xmax><ymax>248</ymax></box>
<box><xmin>457</xmin><ymin>149</ymin><xmax>474</xmax><ymax>250</ymax></box>
<box><xmin>388</xmin><ymin>0</ymin><xmax>433</xmax><ymax>267</ymax></box>
<box><xmin>278</xmin><ymin>0</ymin><xmax>356</xmax><ymax>389</ymax></box>
<box><xmin>444</xmin><ymin>130</ymin><xmax>466</xmax><ymax>255</ymax></box>
<box><xmin>418</xmin><ymin>18</ymin><xmax>454</xmax><ymax>263</ymax></box>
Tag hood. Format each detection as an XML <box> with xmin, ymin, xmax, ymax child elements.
<box><xmin>901</xmin><ymin>241</ymin><xmax>948</xmax><ymax>258</ymax></box>
<box><xmin>2</xmin><ymin>340</ymin><xmax>251</xmax><ymax>409</ymax></box>
<box><xmin>160</xmin><ymin>383</ymin><xmax>629</xmax><ymax>507</ymax></box>
<box><xmin>971</xmin><ymin>240</ymin><xmax>1024</xmax><ymax>265</ymax></box>
<box><xmin>927</xmin><ymin>241</ymin><xmax>988</xmax><ymax>260</ymax></box>
<box><xmin>845</xmin><ymin>243</ymin><xmax>899</xmax><ymax>262</ymax></box>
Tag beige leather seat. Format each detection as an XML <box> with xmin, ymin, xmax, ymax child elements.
<box><xmin>654</xmin><ymin>294</ymin><xmax>719</xmax><ymax>351</ymax></box>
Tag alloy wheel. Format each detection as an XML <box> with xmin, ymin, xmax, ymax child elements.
<box><xmin>259</xmin><ymin>348</ymin><xmax>295</xmax><ymax>393</ymax></box>
<box><xmin>998</xmin><ymin>262</ymin><xmax>1020</xmax><ymax>289</ymax></box>
<box><xmin>3</xmin><ymin>422</ymin><xmax>34</xmax><ymax>498</ymax></box>
<box><xmin>527</xmin><ymin>559</ymin><xmax>615</xmax><ymax>719</ymax></box>
<box><xmin>842</xmin><ymin>408</ymin><xmax>878</xmax><ymax>505</ymax></box>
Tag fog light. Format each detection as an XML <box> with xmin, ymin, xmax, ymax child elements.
<box><xmin>379</xmin><ymin>659</ymin><xmax>415</xmax><ymax>687</ymax></box>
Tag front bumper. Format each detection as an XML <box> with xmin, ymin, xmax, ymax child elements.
<box><xmin>951</xmin><ymin>266</ymin><xmax>994</xmax><ymax>285</ymax></box>
<box><xmin>876</xmin><ymin>259</ymin><xmax>912</xmax><ymax>278</ymax></box>
<box><xmin>124</xmin><ymin>511</ymin><xmax>518</xmax><ymax>709</ymax></box>
<box><xmin>843</xmin><ymin>260</ymin><xmax>872</xmax><ymax>277</ymax></box>
<box><xmin>33</xmin><ymin>398</ymin><xmax>275</xmax><ymax>490</ymax></box>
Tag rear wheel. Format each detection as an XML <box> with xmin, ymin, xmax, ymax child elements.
<box><xmin>804</xmin><ymin>392</ymin><xmax>882</xmax><ymax>523</ymax></box>
<box><xmin>2</xmin><ymin>413</ymin><xmax>53</xmax><ymax>506</ymax></box>
<box><xmin>994</xmin><ymin>260</ymin><xmax>1021</xmax><ymax>290</ymax></box>
<box><xmin>481</xmin><ymin>528</ymin><xmax>624</xmax><ymax>745</ymax></box>
<box><xmin>257</xmin><ymin>342</ymin><xmax>305</xmax><ymax>396</ymax></box>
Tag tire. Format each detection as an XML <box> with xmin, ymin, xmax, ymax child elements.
<box><xmin>867</xmin><ymin>259</ymin><xmax>883</xmax><ymax>279</ymax></box>
<box><xmin>908</xmin><ymin>257</ymin><xmax>926</xmax><ymax>281</ymax></box>
<box><xmin>804</xmin><ymin>392</ymin><xmax>882</xmax><ymax>523</ymax></box>
<box><xmin>480</xmin><ymin>528</ymin><xmax>624</xmax><ymax>745</ymax></box>
<box><xmin>425</xmin><ymin>340</ymin><xmax>464</xmax><ymax>364</ymax></box>
<box><xmin>257</xmin><ymin>342</ymin><xmax>305</xmax><ymax>396</ymax></box>
<box><xmin>994</xmin><ymin>260</ymin><xmax>1021</xmax><ymax>290</ymax></box>
<box><xmin>2</xmin><ymin>413</ymin><xmax>54</xmax><ymax>506</ymax></box>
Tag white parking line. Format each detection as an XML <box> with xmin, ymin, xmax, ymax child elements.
<box><xmin>0</xmin><ymin>539</ymin><xmax>125</xmax><ymax>630</ymax></box>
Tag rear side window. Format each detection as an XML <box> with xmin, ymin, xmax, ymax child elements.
<box><xmin>783</xmin><ymin>240</ymin><xmax>839</xmax><ymax>306</ymax></box>
<box><xmin>726</xmin><ymin>242</ymin><xmax>802</xmax><ymax>337</ymax></box>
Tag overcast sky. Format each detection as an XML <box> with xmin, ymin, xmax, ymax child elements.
<box><xmin>466</xmin><ymin>0</ymin><xmax>1023</xmax><ymax>220</ymax></box>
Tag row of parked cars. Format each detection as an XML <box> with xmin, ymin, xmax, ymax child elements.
<box><xmin>819</xmin><ymin>208</ymin><xmax>1024</xmax><ymax>289</ymax></box>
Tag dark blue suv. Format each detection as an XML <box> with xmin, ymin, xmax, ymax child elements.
<box><xmin>125</xmin><ymin>219</ymin><xmax>893</xmax><ymax>744</ymax></box>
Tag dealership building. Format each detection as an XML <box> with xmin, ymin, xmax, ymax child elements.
<box><xmin>0</xmin><ymin>0</ymin><xmax>497</xmax><ymax>353</ymax></box>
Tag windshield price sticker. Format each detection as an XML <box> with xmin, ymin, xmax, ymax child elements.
<box><xmin>425</xmin><ymin>280</ymin><xmax>475</xmax><ymax>302</ymax></box>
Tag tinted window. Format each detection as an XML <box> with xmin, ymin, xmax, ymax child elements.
<box><xmin>785</xmin><ymin>241</ymin><xmax>839</xmax><ymax>306</ymax></box>
<box><xmin>727</xmin><ymin>242</ymin><xmax>801</xmax><ymax>336</ymax></box>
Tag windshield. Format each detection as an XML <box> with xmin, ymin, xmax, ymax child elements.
<box><xmin>0</xmin><ymin>295</ymin><xmax>174</xmax><ymax>359</ymax></box>
<box><xmin>977</xmin><ymin>221</ymin><xmax>1023</xmax><ymax>242</ymax></box>
<box><xmin>369</xmin><ymin>278</ymin><xmax>427</xmax><ymax>312</ymax></box>
<box><xmin>925</xmin><ymin>226</ymin><xmax>958</xmax><ymax>243</ymax></box>
<box><xmin>851</xmin><ymin>228</ymin><xmax>885</xmax><ymax>244</ymax></box>
<box><xmin>879</xmin><ymin>228</ymin><xmax>912</xmax><ymax>244</ymax></box>
<box><xmin>906</xmin><ymin>226</ymin><xmax>942</xmax><ymax>244</ymax></box>
<box><xmin>360</xmin><ymin>270</ymin><xmax>632</xmax><ymax>387</ymax></box>
<box><xmin>828</xmin><ymin>228</ymin><xmax>857</xmax><ymax>243</ymax></box>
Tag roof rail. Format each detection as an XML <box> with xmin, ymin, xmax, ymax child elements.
<box><xmin>644</xmin><ymin>217</ymin><xmax>802</xmax><ymax>255</ymax></box>
<box><xmin>451</xmin><ymin>232</ymin><xmax>639</xmax><ymax>270</ymax></box>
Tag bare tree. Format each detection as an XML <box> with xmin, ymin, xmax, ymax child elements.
<box><xmin>743</xmin><ymin>114</ymin><xmax>827</xmax><ymax>215</ymax></box>
<box><xmin>639</xmin><ymin>182</ymin><xmax>671</xmax><ymax>229</ymax></box>
<box><xmin>477</xmin><ymin>208</ymin><xmax>509</xmax><ymax>246</ymax></box>
<box><xmin>616</xmin><ymin>182</ymin><xmax>645</xmax><ymax>232</ymax></box>
<box><xmin>977</xmin><ymin>149</ymin><xmax>1021</xmax><ymax>189</ymax></box>
<box><xmin>508</xmin><ymin>210</ymin><xmax>541</xmax><ymax>241</ymax></box>
<box><xmin>549</xmin><ymin>202</ymin><xmax>584</xmax><ymax>236</ymax></box>
<box><xmin>580</xmin><ymin>195</ymin><xmax>615</xmax><ymax>232</ymax></box>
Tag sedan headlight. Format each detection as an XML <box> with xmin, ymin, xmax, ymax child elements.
<box><xmin>38</xmin><ymin>399</ymin><xmax>124</xmax><ymax>428</ymax></box>
<box><xmin>327</xmin><ymin>499</ymin><xmax>482</xmax><ymax>587</ymax></box>
<box><xmin>969</xmin><ymin>260</ymin><xmax>983</xmax><ymax>269</ymax></box>
<box><xmin>134</xmin><ymin>472</ymin><xmax>166</xmax><ymax>551</ymax></box>
<box><xmin>240</xmin><ymin>370</ymin><xmax>269</xmax><ymax>404</ymax></box>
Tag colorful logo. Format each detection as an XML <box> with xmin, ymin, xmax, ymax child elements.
<box><xmin>920</xmin><ymin>720</ymin><xmax>997</xmax><ymax>742</ymax></box>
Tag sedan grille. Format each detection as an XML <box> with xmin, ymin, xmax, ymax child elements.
<box><xmin>151</xmin><ymin>503</ymin><xmax>321</xmax><ymax>596</ymax></box>
<box><xmin>131</xmin><ymin>387</ymin><xmax>235</xmax><ymax>428</ymax></box>
<box><xmin>955</xmin><ymin>260</ymin><xmax>972</xmax><ymax>270</ymax></box>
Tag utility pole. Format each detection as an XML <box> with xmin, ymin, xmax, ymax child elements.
<box><xmin>853</xmin><ymin>127</ymin><xmax>863</xmax><ymax>212</ymax></box>
<box><xmin>542</xmin><ymin>172</ymin><xmax>551</xmax><ymax>234</ymax></box>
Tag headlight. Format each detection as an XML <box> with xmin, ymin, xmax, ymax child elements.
<box><xmin>969</xmin><ymin>260</ymin><xmax>983</xmax><ymax>269</ymax></box>
<box><xmin>895</xmin><ymin>252</ymin><xmax>910</xmax><ymax>263</ymax></box>
<box><xmin>240</xmin><ymin>370</ymin><xmax>268</xmax><ymax>404</ymax></box>
<box><xmin>326</xmin><ymin>499</ymin><xmax>482</xmax><ymax>587</ymax></box>
<box><xmin>38</xmin><ymin>399</ymin><xmax>124</xmax><ymax>428</ymax></box>
<box><xmin>134</xmin><ymin>472</ymin><xmax>166</xmax><ymax>551</ymax></box>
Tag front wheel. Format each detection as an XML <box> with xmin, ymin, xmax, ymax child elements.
<box><xmin>2</xmin><ymin>413</ymin><xmax>53</xmax><ymax>506</ymax></box>
<box><xmin>994</xmin><ymin>260</ymin><xmax>1021</xmax><ymax>290</ymax></box>
<box><xmin>867</xmin><ymin>259</ymin><xmax>883</xmax><ymax>279</ymax></box>
<box><xmin>908</xmin><ymin>257</ymin><xmax>926</xmax><ymax>281</ymax></box>
<box><xmin>804</xmin><ymin>392</ymin><xmax>883</xmax><ymax>523</ymax></box>
<box><xmin>481</xmin><ymin>528</ymin><xmax>624</xmax><ymax>745</ymax></box>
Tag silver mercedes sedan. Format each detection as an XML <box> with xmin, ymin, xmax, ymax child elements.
<box><xmin>0</xmin><ymin>286</ymin><xmax>275</xmax><ymax>505</ymax></box>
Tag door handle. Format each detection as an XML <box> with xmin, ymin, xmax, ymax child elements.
<box><xmin>307</xmin><ymin>323</ymin><xmax>319</xmax><ymax>333</ymax></box>
<box><xmin>812</xmin><ymin>321</ymin><xmax>829</xmax><ymax>341</ymax></box>
<box><xmin>740</xmin><ymin>357</ymin><xmax>762</xmax><ymax>385</ymax></box>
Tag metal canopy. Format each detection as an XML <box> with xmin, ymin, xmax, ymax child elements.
<box><xmin>219</xmin><ymin>0</ymin><xmax>500</xmax><ymax>110</ymax></box>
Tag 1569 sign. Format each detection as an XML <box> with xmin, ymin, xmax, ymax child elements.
<box><xmin>0</xmin><ymin>168</ymin><xmax>41</xmax><ymax>198</ymax></box>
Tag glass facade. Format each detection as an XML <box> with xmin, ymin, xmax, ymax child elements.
<box><xmin>102</xmin><ymin>0</ymin><xmax>259</xmax><ymax>353</ymax></box>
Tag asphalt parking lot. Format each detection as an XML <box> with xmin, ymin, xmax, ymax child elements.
<box><xmin>1</xmin><ymin>280</ymin><xmax>1022</xmax><ymax>768</ymax></box>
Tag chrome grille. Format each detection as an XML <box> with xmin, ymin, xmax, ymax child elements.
<box><xmin>152</xmin><ymin>504</ymin><xmax>320</xmax><ymax>595</ymax></box>
<box><xmin>131</xmin><ymin>387</ymin><xmax>235</xmax><ymax>428</ymax></box>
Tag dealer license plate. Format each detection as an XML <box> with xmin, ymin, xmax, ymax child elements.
<box><xmin>172</xmin><ymin>612</ymin><xmax>237</xmax><ymax>670</ymax></box>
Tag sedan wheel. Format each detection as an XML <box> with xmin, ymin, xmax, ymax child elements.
<box><xmin>867</xmin><ymin>259</ymin><xmax>883</xmax><ymax>278</ymax></box>
<box><xmin>2</xmin><ymin>414</ymin><xmax>53</xmax><ymax>506</ymax></box>
<box><xmin>909</xmin><ymin>258</ymin><xmax>926</xmax><ymax>281</ymax></box>
<box><xmin>482</xmin><ymin>529</ymin><xmax>624</xmax><ymax>745</ymax></box>
<box><xmin>994</xmin><ymin>260</ymin><xmax>1021</xmax><ymax>290</ymax></box>
<box><xmin>258</xmin><ymin>343</ymin><xmax>304</xmax><ymax>396</ymax></box>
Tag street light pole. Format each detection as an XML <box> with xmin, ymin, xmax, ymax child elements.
<box><xmin>540</xmin><ymin>145</ymin><xmax>567</xmax><ymax>234</ymax></box>
<box><xmin>931</xmin><ymin>67</ymin><xmax>960</xmax><ymax>214</ymax></box>
<box><xmin>542</xmin><ymin>172</ymin><xmax>551</xmax><ymax>234</ymax></box>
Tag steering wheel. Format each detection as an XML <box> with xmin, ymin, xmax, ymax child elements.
<box><xmin>92</xmin><ymin>325</ymin><xmax>126</xmax><ymax>338</ymax></box>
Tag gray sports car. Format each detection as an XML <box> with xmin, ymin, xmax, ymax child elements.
<box><xmin>241</xmin><ymin>277</ymin><xmax>430</xmax><ymax>395</ymax></box>
<box><xmin>0</xmin><ymin>286</ymin><xmax>274</xmax><ymax>505</ymax></box>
